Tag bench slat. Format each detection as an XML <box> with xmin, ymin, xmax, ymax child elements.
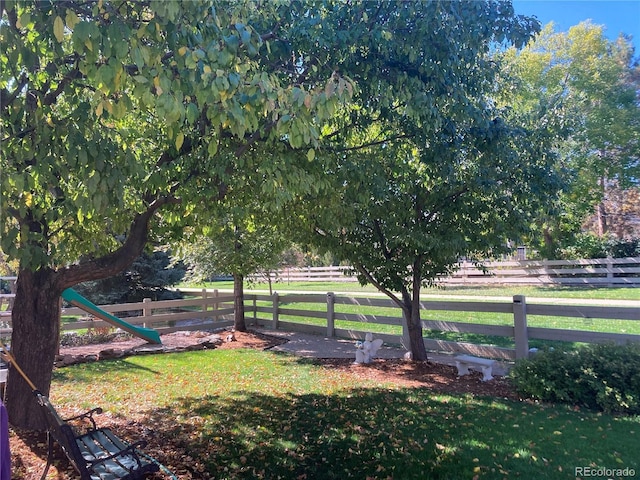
<box><xmin>76</xmin><ymin>429</ymin><xmax>151</xmax><ymax>479</ymax></box>
<box><xmin>34</xmin><ymin>391</ymin><xmax>161</xmax><ymax>480</ymax></box>
<box><xmin>78</xmin><ymin>429</ymin><xmax>128</xmax><ymax>457</ymax></box>
<box><xmin>455</xmin><ymin>354</ymin><xmax>496</xmax><ymax>366</ymax></box>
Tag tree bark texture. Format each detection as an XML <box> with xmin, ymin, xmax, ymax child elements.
<box><xmin>406</xmin><ymin>304</ymin><xmax>428</xmax><ymax>362</ymax></box>
<box><xmin>233</xmin><ymin>273</ymin><xmax>246</xmax><ymax>332</ymax></box>
<box><xmin>5</xmin><ymin>269</ymin><xmax>63</xmax><ymax>430</ymax></box>
<box><xmin>400</xmin><ymin>283</ymin><xmax>428</xmax><ymax>362</ymax></box>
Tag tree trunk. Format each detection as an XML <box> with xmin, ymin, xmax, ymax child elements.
<box><xmin>543</xmin><ymin>227</ymin><xmax>555</xmax><ymax>258</ymax></box>
<box><xmin>400</xmin><ymin>284</ymin><xmax>428</xmax><ymax>362</ymax></box>
<box><xmin>597</xmin><ymin>201</ymin><xmax>608</xmax><ymax>236</ymax></box>
<box><xmin>5</xmin><ymin>268</ymin><xmax>63</xmax><ymax>430</ymax></box>
<box><xmin>405</xmin><ymin>306</ymin><xmax>428</xmax><ymax>361</ymax></box>
<box><xmin>233</xmin><ymin>273</ymin><xmax>246</xmax><ymax>332</ymax></box>
<box><xmin>4</xmin><ymin>208</ymin><xmax>161</xmax><ymax>429</ymax></box>
<box><xmin>353</xmin><ymin>263</ymin><xmax>428</xmax><ymax>362</ymax></box>
<box><xmin>596</xmin><ymin>176</ymin><xmax>608</xmax><ymax>236</ymax></box>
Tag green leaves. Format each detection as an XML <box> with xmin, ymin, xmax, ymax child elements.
<box><xmin>53</xmin><ymin>16</ymin><xmax>64</xmax><ymax>43</ymax></box>
<box><xmin>307</xmin><ymin>148</ymin><xmax>316</xmax><ymax>162</ymax></box>
<box><xmin>501</xmin><ymin>21</ymin><xmax>640</xmax><ymax>253</ymax></box>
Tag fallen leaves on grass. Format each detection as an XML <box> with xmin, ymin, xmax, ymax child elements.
<box><xmin>10</xmin><ymin>330</ymin><xmax>519</xmax><ymax>479</ymax></box>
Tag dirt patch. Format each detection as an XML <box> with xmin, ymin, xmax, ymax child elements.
<box><xmin>54</xmin><ymin>330</ymin><xmax>287</xmax><ymax>367</ymax></box>
<box><xmin>9</xmin><ymin>330</ymin><xmax>519</xmax><ymax>479</ymax></box>
<box><xmin>57</xmin><ymin>329</ymin><xmax>285</xmax><ymax>355</ymax></box>
<box><xmin>314</xmin><ymin>357</ymin><xmax>518</xmax><ymax>400</ymax></box>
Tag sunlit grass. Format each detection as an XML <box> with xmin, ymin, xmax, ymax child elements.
<box><xmin>51</xmin><ymin>348</ymin><xmax>640</xmax><ymax>479</ymax></box>
<box><xmin>187</xmin><ymin>281</ymin><xmax>640</xmax><ymax>301</ymax></box>
<box><xmin>269</xmin><ymin>296</ymin><xmax>640</xmax><ymax>352</ymax></box>
<box><xmin>196</xmin><ymin>282</ymin><xmax>640</xmax><ymax>350</ymax></box>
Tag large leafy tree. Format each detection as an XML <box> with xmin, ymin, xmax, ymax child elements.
<box><xmin>177</xmin><ymin>155</ymin><xmax>292</xmax><ymax>332</ymax></box>
<box><xmin>501</xmin><ymin>22</ymin><xmax>640</xmax><ymax>255</ymax></box>
<box><xmin>290</xmin><ymin>2</ymin><xmax>554</xmax><ymax>360</ymax></box>
<box><xmin>297</xmin><ymin>122</ymin><xmax>558</xmax><ymax>361</ymax></box>
<box><xmin>0</xmin><ymin>0</ymin><xmax>351</xmax><ymax>428</ymax></box>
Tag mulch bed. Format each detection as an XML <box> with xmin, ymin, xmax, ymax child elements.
<box><xmin>8</xmin><ymin>329</ymin><xmax>520</xmax><ymax>479</ymax></box>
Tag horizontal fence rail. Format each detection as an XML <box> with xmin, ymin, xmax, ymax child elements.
<box><xmin>251</xmin><ymin>257</ymin><xmax>640</xmax><ymax>286</ymax></box>
<box><xmin>247</xmin><ymin>291</ymin><xmax>640</xmax><ymax>361</ymax></box>
<box><xmin>2</xmin><ymin>287</ymin><xmax>639</xmax><ymax>362</ymax></box>
<box><xmin>0</xmin><ymin>289</ymin><xmax>236</xmax><ymax>337</ymax></box>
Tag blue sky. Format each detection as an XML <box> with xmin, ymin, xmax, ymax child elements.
<box><xmin>512</xmin><ymin>1</ymin><xmax>640</xmax><ymax>53</ymax></box>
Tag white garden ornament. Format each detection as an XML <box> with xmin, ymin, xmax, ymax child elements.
<box><xmin>354</xmin><ymin>333</ymin><xmax>384</xmax><ymax>364</ymax></box>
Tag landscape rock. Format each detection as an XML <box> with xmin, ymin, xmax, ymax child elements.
<box><xmin>55</xmin><ymin>331</ymin><xmax>224</xmax><ymax>367</ymax></box>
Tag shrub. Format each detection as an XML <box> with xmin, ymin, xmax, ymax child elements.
<box><xmin>559</xmin><ymin>233</ymin><xmax>609</xmax><ymax>259</ymax></box>
<box><xmin>607</xmin><ymin>237</ymin><xmax>640</xmax><ymax>258</ymax></box>
<box><xmin>559</xmin><ymin>235</ymin><xmax>640</xmax><ymax>260</ymax></box>
<box><xmin>60</xmin><ymin>330</ymin><xmax>133</xmax><ymax>347</ymax></box>
<box><xmin>510</xmin><ymin>343</ymin><xmax>640</xmax><ymax>414</ymax></box>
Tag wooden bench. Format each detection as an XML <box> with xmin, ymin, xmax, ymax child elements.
<box><xmin>454</xmin><ymin>355</ymin><xmax>497</xmax><ymax>382</ymax></box>
<box><xmin>34</xmin><ymin>390</ymin><xmax>162</xmax><ymax>480</ymax></box>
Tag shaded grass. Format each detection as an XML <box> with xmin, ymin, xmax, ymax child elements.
<box><xmin>51</xmin><ymin>349</ymin><xmax>640</xmax><ymax>479</ymax></box>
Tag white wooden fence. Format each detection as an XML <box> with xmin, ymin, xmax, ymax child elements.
<box><xmin>251</xmin><ymin>291</ymin><xmax>640</xmax><ymax>360</ymax></box>
<box><xmin>259</xmin><ymin>257</ymin><xmax>640</xmax><ymax>286</ymax></box>
<box><xmin>4</xmin><ymin>289</ymin><xmax>637</xmax><ymax>362</ymax></box>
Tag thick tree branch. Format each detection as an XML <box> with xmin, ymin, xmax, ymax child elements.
<box><xmin>57</xmin><ymin>196</ymin><xmax>177</xmax><ymax>289</ymax></box>
<box><xmin>354</xmin><ymin>264</ymin><xmax>404</xmax><ymax>311</ymax></box>
<box><xmin>0</xmin><ymin>73</ymin><xmax>28</xmax><ymax>114</ymax></box>
<box><xmin>43</xmin><ymin>68</ymin><xmax>83</xmax><ymax>106</ymax></box>
<box><xmin>372</xmin><ymin>219</ymin><xmax>394</xmax><ymax>260</ymax></box>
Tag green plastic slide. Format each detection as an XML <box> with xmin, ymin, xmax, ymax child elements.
<box><xmin>62</xmin><ymin>288</ymin><xmax>161</xmax><ymax>344</ymax></box>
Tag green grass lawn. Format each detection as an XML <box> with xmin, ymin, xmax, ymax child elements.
<box><xmin>51</xmin><ymin>348</ymin><xmax>640</xmax><ymax>479</ymax></box>
<box><xmin>191</xmin><ymin>281</ymin><xmax>640</xmax><ymax>301</ymax></box>
<box><xmin>261</xmin><ymin>293</ymin><xmax>640</xmax><ymax>352</ymax></box>
<box><xmin>193</xmin><ymin>281</ymin><xmax>639</xmax><ymax>353</ymax></box>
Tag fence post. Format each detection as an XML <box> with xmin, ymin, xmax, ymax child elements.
<box><xmin>252</xmin><ymin>294</ymin><xmax>257</xmax><ymax>326</ymax></box>
<box><xmin>513</xmin><ymin>295</ymin><xmax>529</xmax><ymax>359</ymax></box>
<box><xmin>142</xmin><ymin>298</ymin><xmax>151</xmax><ymax>328</ymax></box>
<box><xmin>606</xmin><ymin>256</ymin><xmax>614</xmax><ymax>287</ymax></box>
<box><xmin>272</xmin><ymin>292</ymin><xmax>279</xmax><ymax>330</ymax></box>
<box><xmin>213</xmin><ymin>289</ymin><xmax>218</xmax><ymax>322</ymax></box>
<box><xmin>327</xmin><ymin>292</ymin><xmax>335</xmax><ymax>337</ymax></box>
<box><xmin>201</xmin><ymin>289</ymin><xmax>207</xmax><ymax>321</ymax></box>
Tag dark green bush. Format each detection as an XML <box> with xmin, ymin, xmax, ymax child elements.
<box><xmin>559</xmin><ymin>233</ymin><xmax>609</xmax><ymax>259</ymax></box>
<box><xmin>558</xmin><ymin>234</ymin><xmax>640</xmax><ymax>260</ymax></box>
<box><xmin>607</xmin><ymin>237</ymin><xmax>640</xmax><ymax>258</ymax></box>
<box><xmin>510</xmin><ymin>343</ymin><xmax>640</xmax><ymax>414</ymax></box>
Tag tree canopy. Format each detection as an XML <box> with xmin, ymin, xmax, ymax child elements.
<box><xmin>1</xmin><ymin>0</ymin><xmax>353</xmax><ymax>428</ymax></box>
<box><xmin>2</xmin><ymin>0</ymin><xmax>546</xmax><ymax>425</ymax></box>
<box><xmin>500</xmin><ymin>22</ymin><xmax>640</xmax><ymax>255</ymax></box>
<box><xmin>1</xmin><ymin>0</ymin><xmax>353</xmax><ymax>275</ymax></box>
